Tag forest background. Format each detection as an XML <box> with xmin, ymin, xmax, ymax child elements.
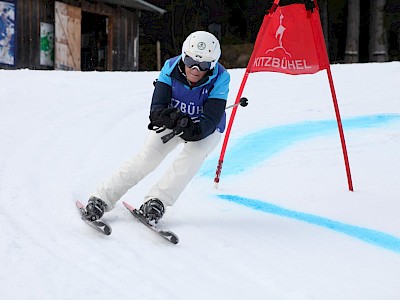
<box><xmin>139</xmin><ymin>0</ymin><xmax>400</xmax><ymax>70</ymax></box>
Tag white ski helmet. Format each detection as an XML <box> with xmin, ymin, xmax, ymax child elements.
<box><xmin>182</xmin><ymin>31</ymin><xmax>221</xmax><ymax>70</ymax></box>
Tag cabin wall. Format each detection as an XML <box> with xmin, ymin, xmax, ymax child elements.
<box><xmin>0</xmin><ymin>0</ymin><xmax>140</xmax><ymax>71</ymax></box>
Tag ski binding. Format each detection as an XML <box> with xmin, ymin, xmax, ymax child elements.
<box><xmin>76</xmin><ymin>200</ymin><xmax>112</xmax><ymax>235</ymax></box>
<box><xmin>123</xmin><ymin>201</ymin><xmax>179</xmax><ymax>244</ymax></box>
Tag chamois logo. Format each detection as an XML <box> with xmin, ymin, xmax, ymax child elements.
<box><xmin>266</xmin><ymin>11</ymin><xmax>292</xmax><ymax>57</ymax></box>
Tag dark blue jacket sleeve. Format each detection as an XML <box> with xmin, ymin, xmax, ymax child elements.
<box><xmin>197</xmin><ymin>98</ymin><xmax>226</xmax><ymax>137</ymax></box>
<box><xmin>150</xmin><ymin>81</ymin><xmax>172</xmax><ymax>112</ymax></box>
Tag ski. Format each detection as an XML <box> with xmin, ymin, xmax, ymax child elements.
<box><xmin>76</xmin><ymin>200</ymin><xmax>112</xmax><ymax>235</ymax></box>
<box><xmin>123</xmin><ymin>201</ymin><xmax>179</xmax><ymax>244</ymax></box>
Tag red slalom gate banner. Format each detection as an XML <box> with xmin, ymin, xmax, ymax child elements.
<box><xmin>250</xmin><ymin>2</ymin><xmax>329</xmax><ymax>74</ymax></box>
<box><xmin>214</xmin><ymin>0</ymin><xmax>354</xmax><ymax>191</ymax></box>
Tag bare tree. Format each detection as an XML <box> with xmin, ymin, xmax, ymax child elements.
<box><xmin>369</xmin><ymin>0</ymin><xmax>388</xmax><ymax>62</ymax></box>
<box><xmin>319</xmin><ymin>0</ymin><xmax>329</xmax><ymax>59</ymax></box>
<box><xmin>345</xmin><ymin>0</ymin><xmax>360</xmax><ymax>63</ymax></box>
<box><xmin>168</xmin><ymin>0</ymin><xmax>213</xmax><ymax>54</ymax></box>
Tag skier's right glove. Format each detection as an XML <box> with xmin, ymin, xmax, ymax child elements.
<box><xmin>148</xmin><ymin>108</ymin><xmax>164</xmax><ymax>130</ymax></box>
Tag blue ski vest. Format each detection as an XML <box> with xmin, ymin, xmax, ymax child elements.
<box><xmin>157</xmin><ymin>56</ymin><xmax>230</xmax><ymax>132</ymax></box>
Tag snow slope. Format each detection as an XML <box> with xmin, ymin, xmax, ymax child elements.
<box><xmin>0</xmin><ymin>62</ymin><xmax>399</xmax><ymax>299</ymax></box>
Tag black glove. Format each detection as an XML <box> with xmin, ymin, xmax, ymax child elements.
<box><xmin>160</xmin><ymin>114</ymin><xmax>201</xmax><ymax>143</ymax></box>
<box><xmin>149</xmin><ymin>107</ymin><xmax>183</xmax><ymax>130</ymax></box>
<box><xmin>149</xmin><ymin>109</ymin><xmax>163</xmax><ymax>129</ymax></box>
<box><xmin>178</xmin><ymin>116</ymin><xmax>202</xmax><ymax>141</ymax></box>
<box><xmin>159</xmin><ymin>107</ymin><xmax>183</xmax><ymax>129</ymax></box>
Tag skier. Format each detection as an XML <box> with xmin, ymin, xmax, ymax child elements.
<box><xmin>84</xmin><ymin>31</ymin><xmax>230</xmax><ymax>224</ymax></box>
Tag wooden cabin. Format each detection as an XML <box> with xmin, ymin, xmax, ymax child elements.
<box><xmin>0</xmin><ymin>0</ymin><xmax>165</xmax><ymax>71</ymax></box>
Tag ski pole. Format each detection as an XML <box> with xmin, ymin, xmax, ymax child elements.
<box><xmin>160</xmin><ymin>97</ymin><xmax>249</xmax><ymax>144</ymax></box>
<box><xmin>225</xmin><ymin>97</ymin><xmax>248</xmax><ymax>110</ymax></box>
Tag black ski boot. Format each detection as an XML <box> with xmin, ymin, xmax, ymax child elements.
<box><xmin>85</xmin><ymin>197</ymin><xmax>108</xmax><ymax>221</ymax></box>
<box><xmin>139</xmin><ymin>198</ymin><xmax>165</xmax><ymax>223</ymax></box>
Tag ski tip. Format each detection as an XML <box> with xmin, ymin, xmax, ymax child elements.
<box><xmin>122</xmin><ymin>201</ymin><xmax>134</xmax><ymax>211</ymax></box>
<box><xmin>161</xmin><ymin>231</ymin><xmax>179</xmax><ymax>244</ymax></box>
<box><xmin>76</xmin><ymin>200</ymin><xmax>84</xmax><ymax>209</ymax></box>
<box><xmin>170</xmin><ymin>235</ymin><xmax>179</xmax><ymax>244</ymax></box>
<box><xmin>104</xmin><ymin>226</ymin><xmax>112</xmax><ymax>235</ymax></box>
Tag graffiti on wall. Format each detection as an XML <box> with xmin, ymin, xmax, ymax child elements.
<box><xmin>0</xmin><ymin>1</ymin><xmax>15</xmax><ymax>65</ymax></box>
<box><xmin>40</xmin><ymin>22</ymin><xmax>55</xmax><ymax>66</ymax></box>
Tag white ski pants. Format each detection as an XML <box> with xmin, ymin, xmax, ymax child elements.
<box><xmin>92</xmin><ymin>129</ymin><xmax>221</xmax><ymax>211</ymax></box>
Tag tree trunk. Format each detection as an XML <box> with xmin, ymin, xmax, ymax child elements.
<box><xmin>345</xmin><ymin>0</ymin><xmax>360</xmax><ymax>63</ymax></box>
<box><xmin>369</xmin><ymin>0</ymin><xmax>388</xmax><ymax>62</ymax></box>
<box><xmin>319</xmin><ymin>0</ymin><xmax>329</xmax><ymax>59</ymax></box>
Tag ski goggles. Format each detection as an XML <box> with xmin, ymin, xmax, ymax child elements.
<box><xmin>183</xmin><ymin>55</ymin><xmax>212</xmax><ymax>71</ymax></box>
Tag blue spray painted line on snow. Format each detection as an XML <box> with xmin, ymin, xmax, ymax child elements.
<box><xmin>218</xmin><ymin>194</ymin><xmax>400</xmax><ymax>254</ymax></box>
<box><xmin>200</xmin><ymin>114</ymin><xmax>400</xmax><ymax>177</ymax></box>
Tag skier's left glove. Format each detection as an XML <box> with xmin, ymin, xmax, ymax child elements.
<box><xmin>177</xmin><ymin>115</ymin><xmax>202</xmax><ymax>142</ymax></box>
<box><xmin>148</xmin><ymin>107</ymin><xmax>183</xmax><ymax>130</ymax></box>
<box><xmin>159</xmin><ymin>107</ymin><xmax>183</xmax><ymax>129</ymax></box>
<box><xmin>160</xmin><ymin>113</ymin><xmax>202</xmax><ymax>143</ymax></box>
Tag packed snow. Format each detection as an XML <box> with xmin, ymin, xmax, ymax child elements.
<box><xmin>0</xmin><ymin>62</ymin><xmax>399</xmax><ymax>299</ymax></box>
